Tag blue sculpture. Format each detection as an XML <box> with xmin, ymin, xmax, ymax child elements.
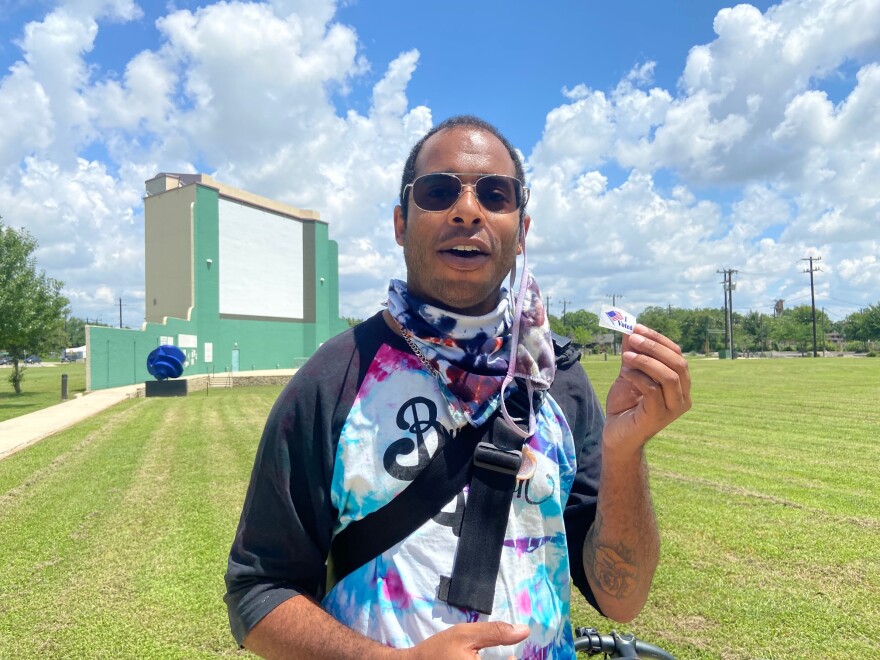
<box><xmin>146</xmin><ymin>345</ymin><xmax>186</xmax><ymax>380</ymax></box>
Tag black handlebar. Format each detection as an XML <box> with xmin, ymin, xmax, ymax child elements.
<box><xmin>573</xmin><ymin>627</ymin><xmax>676</xmax><ymax>659</ymax></box>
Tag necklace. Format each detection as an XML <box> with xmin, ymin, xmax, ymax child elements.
<box><xmin>399</xmin><ymin>326</ymin><xmax>442</xmax><ymax>379</ymax></box>
<box><xmin>390</xmin><ymin>315</ymin><xmax>465</xmax><ymax>425</ymax></box>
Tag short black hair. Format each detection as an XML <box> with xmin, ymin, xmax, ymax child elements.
<box><xmin>398</xmin><ymin>115</ymin><xmax>527</xmax><ymax>221</ymax></box>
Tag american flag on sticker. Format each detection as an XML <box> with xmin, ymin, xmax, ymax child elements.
<box><xmin>599</xmin><ymin>304</ymin><xmax>635</xmax><ymax>335</ymax></box>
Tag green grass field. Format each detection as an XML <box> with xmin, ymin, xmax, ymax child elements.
<box><xmin>0</xmin><ymin>363</ymin><xmax>87</xmax><ymax>422</ymax></box>
<box><xmin>0</xmin><ymin>358</ymin><xmax>877</xmax><ymax>658</ymax></box>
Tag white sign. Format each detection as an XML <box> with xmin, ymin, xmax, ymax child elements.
<box><xmin>178</xmin><ymin>334</ymin><xmax>198</xmax><ymax>348</ymax></box>
<box><xmin>204</xmin><ymin>342</ymin><xmax>213</xmax><ymax>363</ymax></box>
<box><xmin>159</xmin><ymin>336</ymin><xmax>174</xmax><ymax>346</ymax></box>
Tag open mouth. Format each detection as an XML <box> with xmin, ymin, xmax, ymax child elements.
<box><xmin>443</xmin><ymin>245</ymin><xmax>486</xmax><ymax>259</ymax></box>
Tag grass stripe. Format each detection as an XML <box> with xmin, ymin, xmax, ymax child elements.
<box><xmin>1</xmin><ymin>360</ymin><xmax>878</xmax><ymax>658</ymax></box>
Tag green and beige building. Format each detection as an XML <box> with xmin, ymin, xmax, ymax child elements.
<box><xmin>87</xmin><ymin>173</ymin><xmax>347</xmax><ymax>390</ymax></box>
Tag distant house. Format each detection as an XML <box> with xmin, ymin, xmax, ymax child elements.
<box><xmin>589</xmin><ymin>332</ymin><xmax>616</xmax><ymax>352</ymax></box>
<box><xmin>65</xmin><ymin>346</ymin><xmax>87</xmax><ymax>361</ymax></box>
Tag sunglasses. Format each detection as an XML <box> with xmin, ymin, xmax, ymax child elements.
<box><xmin>404</xmin><ymin>172</ymin><xmax>529</xmax><ymax>215</ymax></box>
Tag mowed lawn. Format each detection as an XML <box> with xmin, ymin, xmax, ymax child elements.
<box><xmin>0</xmin><ymin>358</ymin><xmax>877</xmax><ymax>658</ymax></box>
<box><xmin>0</xmin><ymin>363</ymin><xmax>87</xmax><ymax>422</ymax></box>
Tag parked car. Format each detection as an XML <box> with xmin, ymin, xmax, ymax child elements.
<box><xmin>0</xmin><ymin>356</ymin><xmax>11</xmax><ymax>366</ymax></box>
<box><xmin>60</xmin><ymin>355</ymin><xmax>77</xmax><ymax>363</ymax></box>
<box><xmin>24</xmin><ymin>355</ymin><xmax>42</xmax><ymax>364</ymax></box>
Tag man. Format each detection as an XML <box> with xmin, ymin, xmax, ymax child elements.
<box><xmin>225</xmin><ymin>116</ymin><xmax>691</xmax><ymax>659</ymax></box>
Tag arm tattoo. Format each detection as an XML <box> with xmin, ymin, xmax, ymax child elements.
<box><xmin>584</xmin><ymin>512</ymin><xmax>638</xmax><ymax>599</ymax></box>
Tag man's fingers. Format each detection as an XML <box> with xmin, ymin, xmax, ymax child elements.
<box><xmin>622</xmin><ymin>330</ymin><xmax>692</xmax><ymax>404</ymax></box>
<box><xmin>458</xmin><ymin>621</ymin><xmax>530</xmax><ymax>650</ymax></box>
<box><xmin>405</xmin><ymin>621</ymin><xmax>530</xmax><ymax>659</ymax></box>
<box><xmin>470</xmin><ymin>621</ymin><xmax>531</xmax><ymax>649</ymax></box>
<box><xmin>621</xmin><ymin>353</ymin><xmax>689</xmax><ymax>413</ymax></box>
<box><xmin>630</xmin><ymin>324</ymin><xmax>683</xmax><ymax>354</ymax></box>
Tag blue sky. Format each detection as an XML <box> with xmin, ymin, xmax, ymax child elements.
<box><xmin>334</xmin><ymin>1</ymin><xmax>777</xmax><ymax>148</ymax></box>
<box><xmin>0</xmin><ymin>0</ymin><xmax>877</xmax><ymax>329</ymax></box>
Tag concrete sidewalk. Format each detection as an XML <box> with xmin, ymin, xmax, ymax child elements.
<box><xmin>0</xmin><ymin>384</ymin><xmax>144</xmax><ymax>461</ymax></box>
<box><xmin>0</xmin><ymin>369</ymin><xmax>297</xmax><ymax>462</ymax></box>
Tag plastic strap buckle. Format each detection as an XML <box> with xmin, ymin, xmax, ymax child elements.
<box><xmin>473</xmin><ymin>441</ymin><xmax>522</xmax><ymax>475</ymax></box>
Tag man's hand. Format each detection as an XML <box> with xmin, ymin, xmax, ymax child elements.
<box><xmin>604</xmin><ymin>324</ymin><xmax>692</xmax><ymax>452</ymax></box>
<box><xmin>245</xmin><ymin>596</ymin><xmax>529</xmax><ymax>659</ymax></box>
<box><xmin>401</xmin><ymin>621</ymin><xmax>530</xmax><ymax>659</ymax></box>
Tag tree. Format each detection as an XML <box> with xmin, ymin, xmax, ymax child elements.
<box><xmin>64</xmin><ymin>316</ymin><xmax>87</xmax><ymax>347</ymax></box>
<box><xmin>636</xmin><ymin>306</ymin><xmax>682</xmax><ymax>344</ymax></box>
<box><xmin>677</xmin><ymin>308</ymin><xmax>725</xmax><ymax>354</ymax></box>
<box><xmin>549</xmin><ymin>309</ymin><xmax>600</xmax><ymax>347</ymax></box>
<box><xmin>769</xmin><ymin>306</ymin><xmax>816</xmax><ymax>353</ymax></box>
<box><xmin>0</xmin><ymin>220</ymin><xmax>70</xmax><ymax>393</ymax></box>
<box><xmin>844</xmin><ymin>304</ymin><xmax>880</xmax><ymax>351</ymax></box>
<box><xmin>741</xmin><ymin>311</ymin><xmax>771</xmax><ymax>353</ymax></box>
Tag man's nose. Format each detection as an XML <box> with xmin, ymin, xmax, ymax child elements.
<box><xmin>448</xmin><ymin>184</ymin><xmax>484</xmax><ymax>225</ymax></box>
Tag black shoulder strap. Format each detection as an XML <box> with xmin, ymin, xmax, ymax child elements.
<box><xmin>438</xmin><ymin>408</ymin><xmax>528</xmax><ymax>613</ymax></box>
<box><xmin>328</xmin><ymin>419</ymin><xmax>485</xmax><ymax>587</ymax></box>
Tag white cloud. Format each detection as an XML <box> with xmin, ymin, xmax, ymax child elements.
<box><xmin>0</xmin><ymin>0</ymin><xmax>878</xmax><ymax>330</ymax></box>
<box><xmin>525</xmin><ymin>0</ymin><xmax>880</xmax><ymax>320</ymax></box>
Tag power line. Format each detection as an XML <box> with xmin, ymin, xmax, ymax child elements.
<box><xmin>825</xmin><ymin>296</ymin><xmax>868</xmax><ymax>308</ymax></box>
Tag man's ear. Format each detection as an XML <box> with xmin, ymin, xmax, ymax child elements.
<box><xmin>393</xmin><ymin>205</ymin><xmax>406</xmax><ymax>247</ymax></box>
<box><xmin>517</xmin><ymin>214</ymin><xmax>531</xmax><ymax>255</ymax></box>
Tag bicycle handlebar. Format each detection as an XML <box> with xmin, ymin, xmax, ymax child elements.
<box><xmin>573</xmin><ymin>626</ymin><xmax>675</xmax><ymax>659</ymax></box>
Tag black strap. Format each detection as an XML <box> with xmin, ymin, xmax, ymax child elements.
<box><xmin>328</xmin><ymin>418</ymin><xmax>486</xmax><ymax>586</ymax></box>
<box><xmin>439</xmin><ymin>413</ymin><xmax>527</xmax><ymax>613</ymax></box>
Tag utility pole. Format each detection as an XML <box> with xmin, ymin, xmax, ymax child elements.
<box><xmin>118</xmin><ymin>298</ymin><xmax>129</xmax><ymax>329</ymax></box>
<box><xmin>717</xmin><ymin>269</ymin><xmax>737</xmax><ymax>358</ymax></box>
<box><xmin>802</xmin><ymin>256</ymin><xmax>822</xmax><ymax>357</ymax></box>
<box><xmin>561</xmin><ymin>299</ymin><xmax>572</xmax><ymax>326</ymax></box>
<box><xmin>545</xmin><ymin>295</ymin><xmax>551</xmax><ymax>317</ymax></box>
<box><xmin>606</xmin><ymin>294</ymin><xmax>623</xmax><ymax>355</ymax></box>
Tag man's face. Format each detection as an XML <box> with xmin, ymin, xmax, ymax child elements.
<box><xmin>394</xmin><ymin>126</ymin><xmax>530</xmax><ymax>316</ymax></box>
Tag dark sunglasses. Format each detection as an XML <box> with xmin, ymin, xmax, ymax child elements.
<box><xmin>404</xmin><ymin>172</ymin><xmax>529</xmax><ymax>215</ymax></box>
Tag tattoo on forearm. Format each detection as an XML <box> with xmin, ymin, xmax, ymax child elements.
<box><xmin>592</xmin><ymin>544</ymin><xmax>637</xmax><ymax>598</ymax></box>
<box><xmin>584</xmin><ymin>513</ymin><xmax>638</xmax><ymax>599</ymax></box>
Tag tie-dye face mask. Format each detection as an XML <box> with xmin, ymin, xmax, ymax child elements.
<box><xmin>387</xmin><ymin>270</ymin><xmax>555</xmax><ymax>427</ymax></box>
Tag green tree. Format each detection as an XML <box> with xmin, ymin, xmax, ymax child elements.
<box><xmin>843</xmin><ymin>304</ymin><xmax>880</xmax><ymax>351</ymax></box>
<box><xmin>0</xmin><ymin>221</ymin><xmax>69</xmax><ymax>393</ymax></box>
<box><xmin>769</xmin><ymin>306</ymin><xmax>816</xmax><ymax>353</ymax></box>
<box><xmin>637</xmin><ymin>306</ymin><xmax>682</xmax><ymax>344</ymax></box>
<box><xmin>64</xmin><ymin>316</ymin><xmax>87</xmax><ymax>347</ymax></box>
<box><xmin>678</xmin><ymin>308</ymin><xmax>725</xmax><ymax>354</ymax></box>
<box><xmin>741</xmin><ymin>311</ymin><xmax>771</xmax><ymax>353</ymax></box>
<box><xmin>549</xmin><ymin>309</ymin><xmax>600</xmax><ymax>347</ymax></box>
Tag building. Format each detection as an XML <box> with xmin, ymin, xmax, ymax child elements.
<box><xmin>86</xmin><ymin>173</ymin><xmax>348</xmax><ymax>391</ymax></box>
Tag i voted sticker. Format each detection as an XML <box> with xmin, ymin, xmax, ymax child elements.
<box><xmin>599</xmin><ymin>304</ymin><xmax>635</xmax><ymax>335</ymax></box>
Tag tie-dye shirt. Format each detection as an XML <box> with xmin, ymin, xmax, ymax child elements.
<box><xmin>225</xmin><ymin>313</ymin><xmax>605</xmax><ymax>659</ymax></box>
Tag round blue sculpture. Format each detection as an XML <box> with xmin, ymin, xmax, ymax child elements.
<box><xmin>147</xmin><ymin>345</ymin><xmax>186</xmax><ymax>380</ymax></box>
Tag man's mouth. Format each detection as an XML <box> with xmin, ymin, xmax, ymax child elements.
<box><xmin>443</xmin><ymin>244</ymin><xmax>486</xmax><ymax>259</ymax></box>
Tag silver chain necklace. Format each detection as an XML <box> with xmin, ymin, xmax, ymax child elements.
<box><xmin>399</xmin><ymin>326</ymin><xmax>442</xmax><ymax>379</ymax></box>
<box><xmin>391</xmin><ymin>316</ymin><xmax>463</xmax><ymax>424</ymax></box>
